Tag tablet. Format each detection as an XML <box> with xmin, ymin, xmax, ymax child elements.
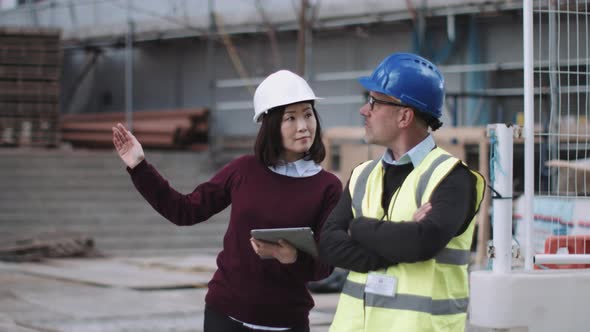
<box><xmin>250</xmin><ymin>227</ymin><xmax>318</xmax><ymax>258</ymax></box>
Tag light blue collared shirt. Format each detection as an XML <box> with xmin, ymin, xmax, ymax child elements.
<box><xmin>381</xmin><ymin>134</ymin><xmax>436</xmax><ymax>168</ymax></box>
<box><xmin>269</xmin><ymin>158</ymin><xmax>322</xmax><ymax>178</ymax></box>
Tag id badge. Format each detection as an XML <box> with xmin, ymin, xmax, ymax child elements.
<box><xmin>365</xmin><ymin>273</ymin><xmax>397</xmax><ymax>297</ymax></box>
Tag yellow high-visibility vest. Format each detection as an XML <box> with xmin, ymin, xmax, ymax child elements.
<box><xmin>330</xmin><ymin>147</ymin><xmax>485</xmax><ymax>332</ymax></box>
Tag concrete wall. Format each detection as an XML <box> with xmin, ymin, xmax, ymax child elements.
<box><xmin>0</xmin><ymin>149</ymin><xmax>229</xmax><ymax>256</ymax></box>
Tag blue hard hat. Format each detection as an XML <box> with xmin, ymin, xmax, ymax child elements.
<box><xmin>359</xmin><ymin>52</ymin><xmax>445</xmax><ymax>119</ymax></box>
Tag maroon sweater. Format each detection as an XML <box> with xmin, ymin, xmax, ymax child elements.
<box><xmin>128</xmin><ymin>155</ymin><xmax>342</xmax><ymax>327</ymax></box>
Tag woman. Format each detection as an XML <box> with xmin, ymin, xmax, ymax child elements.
<box><xmin>112</xmin><ymin>70</ymin><xmax>342</xmax><ymax>332</ymax></box>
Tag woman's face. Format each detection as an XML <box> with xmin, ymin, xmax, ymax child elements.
<box><xmin>280</xmin><ymin>102</ymin><xmax>316</xmax><ymax>162</ymax></box>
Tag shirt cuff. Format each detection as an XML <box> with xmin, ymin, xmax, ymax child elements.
<box><xmin>126</xmin><ymin>159</ymin><xmax>148</xmax><ymax>175</ymax></box>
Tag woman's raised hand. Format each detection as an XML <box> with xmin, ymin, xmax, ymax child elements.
<box><xmin>112</xmin><ymin>123</ymin><xmax>145</xmax><ymax>169</ymax></box>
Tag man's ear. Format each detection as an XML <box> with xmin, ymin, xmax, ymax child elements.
<box><xmin>398</xmin><ymin>107</ymin><xmax>415</xmax><ymax>128</ymax></box>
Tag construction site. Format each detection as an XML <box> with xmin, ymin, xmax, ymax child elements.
<box><xmin>1</xmin><ymin>0</ymin><xmax>590</xmax><ymax>331</ymax></box>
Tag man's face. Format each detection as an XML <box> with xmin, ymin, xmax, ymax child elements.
<box><xmin>359</xmin><ymin>92</ymin><xmax>404</xmax><ymax>146</ymax></box>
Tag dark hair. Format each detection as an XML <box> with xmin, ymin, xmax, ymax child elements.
<box><xmin>413</xmin><ymin>109</ymin><xmax>443</xmax><ymax>131</ymax></box>
<box><xmin>254</xmin><ymin>101</ymin><xmax>326</xmax><ymax>167</ymax></box>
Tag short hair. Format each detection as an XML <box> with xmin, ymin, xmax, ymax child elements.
<box><xmin>413</xmin><ymin>110</ymin><xmax>443</xmax><ymax>131</ymax></box>
<box><xmin>254</xmin><ymin>101</ymin><xmax>326</xmax><ymax>167</ymax></box>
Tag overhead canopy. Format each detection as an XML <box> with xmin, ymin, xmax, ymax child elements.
<box><xmin>0</xmin><ymin>0</ymin><xmax>521</xmax><ymax>43</ymax></box>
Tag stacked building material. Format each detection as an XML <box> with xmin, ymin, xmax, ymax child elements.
<box><xmin>60</xmin><ymin>108</ymin><xmax>209</xmax><ymax>150</ymax></box>
<box><xmin>0</xmin><ymin>232</ymin><xmax>100</xmax><ymax>262</ymax></box>
<box><xmin>0</xmin><ymin>27</ymin><xmax>61</xmax><ymax>147</ymax></box>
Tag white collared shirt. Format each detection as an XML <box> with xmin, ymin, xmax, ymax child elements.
<box><xmin>269</xmin><ymin>158</ymin><xmax>323</xmax><ymax>178</ymax></box>
<box><xmin>381</xmin><ymin>134</ymin><xmax>436</xmax><ymax>167</ymax></box>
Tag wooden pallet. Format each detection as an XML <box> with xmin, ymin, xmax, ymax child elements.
<box><xmin>0</xmin><ymin>27</ymin><xmax>61</xmax><ymax>147</ymax></box>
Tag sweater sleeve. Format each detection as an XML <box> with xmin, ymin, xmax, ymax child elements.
<box><xmin>348</xmin><ymin>165</ymin><xmax>476</xmax><ymax>263</ymax></box>
<box><xmin>284</xmin><ymin>176</ymin><xmax>342</xmax><ymax>282</ymax></box>
<box><xmin>127</xmin><ymin>158</ymin><xmax>234</xmax><ymax>226</ymax></box>
<box><xmin>319</xmin><ymin>180</ymin><xmax>398</xmax><ymax>273</ymax></box>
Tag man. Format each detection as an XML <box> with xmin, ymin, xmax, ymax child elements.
<box><xmin>319</xmin><ymin>52</ymin><xmax>485</xmax><ymax>332</ymax></box>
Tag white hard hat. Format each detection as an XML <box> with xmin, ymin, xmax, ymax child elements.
<box><xmin>253</xmin><ymin>70</ymin><xmax>322</xmax><ymax>123</ymax></box>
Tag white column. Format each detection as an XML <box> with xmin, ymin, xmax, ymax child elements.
<box><xmin>522</xmin><ymin>0</ymin><xmax>535</xmax><ymax>271</ymax></box>
<box><xmin>490</xmin><ymin>124</ymin><xmax>515</xmax><ymax>274</ymax></box>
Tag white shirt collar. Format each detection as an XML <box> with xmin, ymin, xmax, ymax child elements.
<box><xmin>381</xmin><ymin>134</ymin><xmax>436</xmax><ymax>168</ymax></box>
<box><xmin>269</xmin><ymin>158</ymin><xmax>322</xmax><ymax>178</ymax></box>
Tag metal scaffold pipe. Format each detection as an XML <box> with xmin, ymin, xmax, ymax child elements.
<box><xmin>522</xmin><ymin>0</ymin><xmax>534</xmax><ymax>271</ymax></box>
<box><xmin>535</xmin><ymin>254</ymin><xmax>590</xmax><ymax>265</ymax></box>
<box><xmin>125</xmin><ymin>0</ymin><xmax>134</xmax><ymax>131</ymax></box>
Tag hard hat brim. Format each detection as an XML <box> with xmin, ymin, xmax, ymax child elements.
<box><xmin>253</xmin><ymin>97</ymin><xmax>323</xmax><ymax>123</ymax></box>
<box><xmin>358</xmin><ymin>77</ymin><xmax>391</xmax><ymax>97</ymax></box>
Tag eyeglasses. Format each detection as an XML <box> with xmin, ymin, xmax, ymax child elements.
<box><xmin>367</xmin><ymin>95</ymin><xmax>407</xmax><ymax>111</ymax></box>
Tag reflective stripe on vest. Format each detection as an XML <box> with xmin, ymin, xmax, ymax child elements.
<box><xmin>434</xmin><ymin>247</ymin><xmax>470</xmax><ymax>265</ymax></box>
<box><xmin>342</xmin><ymin>280</ymin><xmax>469</xmax><ymax>315</ymax></box>
<box><xmin>415</xmin><ymin>154</ymin><xmax>452</xmax><ymax>207</ymax></box>
<box><xmin>352</xmin><ymin>159</ymin><xmax>379</xmax><ymax>218</ymax></box>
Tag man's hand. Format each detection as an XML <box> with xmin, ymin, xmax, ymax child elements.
<box><xmin>250</xmin><ymin>238</ymin><xmax>298</xmax><ymax>264</ymax></box>
<box><xmin>413</xmin><ymin>202</ymin><xmax>432</xmax><ymax>222</ymax></box>
<box><xmin>112</xmin><ymin>123</ymin><xmax>145</xmax><ymax>169</ymax></box>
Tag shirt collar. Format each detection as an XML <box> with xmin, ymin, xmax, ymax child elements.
<box><xmin>269</xmin><ymin>158</ymin><xmax>323</xmax><ymax>178</ymax></box>
<box><xmin>381</xmin><ymin>134</ymin><xmax>435</xmax><ymax>168</ymax></box>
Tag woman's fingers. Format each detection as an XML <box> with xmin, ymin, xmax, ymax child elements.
<box><xmin>276</xmin><ymin>239</ymin><xmax>297</xmax><ymax>264</ymax></box>
<box><xmin>251</xmin><ymin>238</ymin><xmax>280</xmax><ymax>257</ymax></box>
<box><xmin>118</xmin><ymin>123</ymin><xmax>132</xmax><ymax>141</ymax></box>
<box><xmin>249</xmin><ymin>238</ymin><xmax>260</xmax><ymax>254</ymax></box>
<box><xmin>114</xmin><ymin>129</ymin><xmax>123</xmax><ymax>144</ymax></box>
<box><xmin>112</xmin><ymin>126</ymin><xmax>124</xmax><ymax>142</ymax></box>
<box><xmin>277</xmin><ymin>239</ymin><xmax>294</xmax><ymax>250</ymax></box>
<box><xmin>112</xmin><ymin>127</ymin><xmax>123</xmax><ymax>149</ymax></box>
<box><xmin>112</xmin><ymin>131</ymin><xmax>120</xmax><ymax>150</ymax></box>
<box><xmin>251</xmin><ymin>238</ymin><xmax>296</xmax><ymax>263</ymax></box>
<box><xmin>115</xmin><ymin>124</ymin><xmax>128</xmax><ymax>141</ymax></box>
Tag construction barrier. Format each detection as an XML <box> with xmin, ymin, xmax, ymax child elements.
<box><xmin>537</xmin><ymin>235</ymin><xmax>590</xmax><ymax>269</ymax></box>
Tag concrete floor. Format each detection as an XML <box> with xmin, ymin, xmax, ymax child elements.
<box><xmin>0</xmin><ymin>253</ymin><xmax>337</xmax><ymax>332</ymax></box>
<box><xmin>0</xmin><ymin>253</ymin><xmax>519</xmax><ymax>332</ymax></box>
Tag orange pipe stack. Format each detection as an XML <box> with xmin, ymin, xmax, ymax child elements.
<box><xmin>60</xmin><ymin>108</ymin><xmax>209</xmax><ymax>150</ymax></box>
